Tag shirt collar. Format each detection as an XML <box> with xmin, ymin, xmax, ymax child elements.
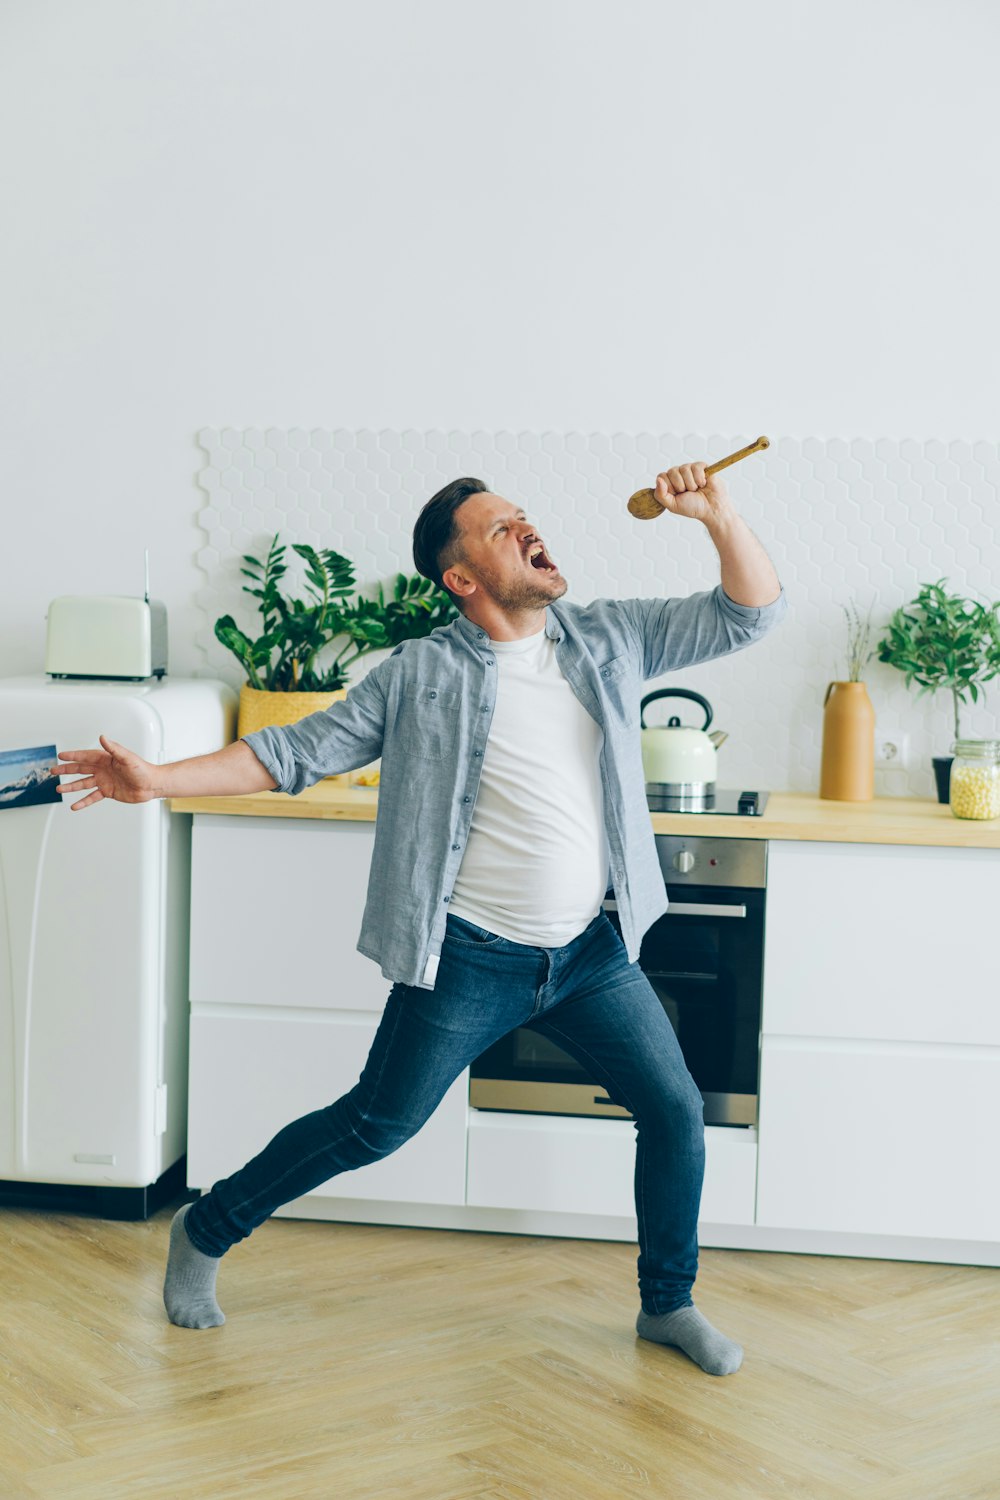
<box><xmin>454</xmin><ymin>607</ymin><xmax>564</xmax><ymax>649</ymax></box>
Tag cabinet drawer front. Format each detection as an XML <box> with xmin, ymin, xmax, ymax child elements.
<box><xmin>756</xmin><ymin>1039</ymin><xmax>1000</xmax><ymax>1242</ymax></box>
<box><xmin>467</xmin><ymin>1115</ymin><xmax>757</xmax><ymax>1226</ymax></box>
<box><xmin>190</xmin><ymin>817</ymin><xmax>386</xmax><ymax>1012</ymax></box>
<box><xmin>763</xmin><ymin>841</ymin><xmax>1000</xmax><ymax>1045</ymax></box>
<box><xmin>187</xmin><ymin>1012</ymin><xmax>468</xmax><ymax>1206</ymax></box>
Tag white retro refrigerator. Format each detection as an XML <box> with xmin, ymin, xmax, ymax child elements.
<box><xmin>0</xmin><ymin>675</ymin><xmax>236</xmax><ymax>1217</ymax></box>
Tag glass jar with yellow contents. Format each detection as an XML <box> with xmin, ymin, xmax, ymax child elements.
<box><xmin>948</xmin><ymin>739</ymin><xmax>1000</xmax><ymax>820</ymax></box>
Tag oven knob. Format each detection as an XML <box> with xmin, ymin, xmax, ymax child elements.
<box><xmin>673</xmin><ymin>850</ymin><xmax>696</xmax><ymax>873</ymax></box>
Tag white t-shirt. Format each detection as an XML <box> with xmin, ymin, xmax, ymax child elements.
<box><xmin>449</xmin><ymin>627</ymin><xmax>610</xmax><ymax>947</ymax></box>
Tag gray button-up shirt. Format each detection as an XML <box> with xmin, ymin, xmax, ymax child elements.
<box><xmin>243</xmin><ymin>582</ymin><xmax>788</xmax><ymax>989</ymax></box>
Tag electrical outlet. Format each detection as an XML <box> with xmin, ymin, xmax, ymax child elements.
<box><xmin>875</xmin><ymin>730</ymin><xmax>909</xmax><ymax>770</ymax></box>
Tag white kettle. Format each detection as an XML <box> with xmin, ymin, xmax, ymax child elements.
<box><xmin>640</xmin><ymin>689</ymin><xmax>729</xmax><ymax>789</ymax></box>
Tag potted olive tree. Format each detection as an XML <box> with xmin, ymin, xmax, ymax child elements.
<box><xmin>214</xmin><ymin>535</ymin><xmax>457</xmax><ymax>771</ymax></box>
<box><xmin>875</xmin><ymin>578</ymin><xmax>1000</xmax><ymax>802</ymax></box>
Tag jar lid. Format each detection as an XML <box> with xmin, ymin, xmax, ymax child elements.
<box><xmin>950</xmin><ymin>738</ymin><xmax>1000</xmax><ymax>756</ymax></box>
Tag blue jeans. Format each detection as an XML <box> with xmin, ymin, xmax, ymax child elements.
<box><xmin>185</xmin><ymin>911</ymin><xmax>706</xmax><ymax>1314</ymax></box>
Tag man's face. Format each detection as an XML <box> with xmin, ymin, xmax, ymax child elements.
<box><xmin>446</xmin><ymin>493</ymin><xmax>567</xmax><ymax>611</ymax></box>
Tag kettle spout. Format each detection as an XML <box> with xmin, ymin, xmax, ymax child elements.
<box><xmin>709</xmin><ymin>730</ymin><xmax>729</xmax><ymax>750</ymax></box>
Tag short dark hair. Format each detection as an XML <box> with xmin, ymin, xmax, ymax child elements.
<box><xmin>412</xmin><ymin>476</ymin><xmax>489</xmax><ymax>601</ymax></box>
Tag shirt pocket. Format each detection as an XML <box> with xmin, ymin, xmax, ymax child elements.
<box><xmin>401</xmin><ymin>684</ymin><xmax>462</xmax><ymax>761</ymax></box>
<box><xmin>595</xmin><ymin>654</ymin><xmax>638</xmax><ymax>731</ymax></box>
<box><xmin>597</xmin><ymin>654</ymin><xmax>628</xmax><ymax>684</ymax></box>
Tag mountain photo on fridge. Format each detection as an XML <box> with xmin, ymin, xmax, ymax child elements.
<box><xmin>0</xmin><ymin>745</ymin><xmax>61</xmax><ymax>810</ymax></box>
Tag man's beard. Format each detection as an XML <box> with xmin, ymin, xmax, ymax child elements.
<box><xmin>479</xmin><ymin>565</ymin><xmax>568</xmax><ymax>612</ymax></box>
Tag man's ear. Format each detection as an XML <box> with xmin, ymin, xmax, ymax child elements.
<box><xmin>441</xmin><ymin>564</ymin><xmax>476</xmax><ymax>601</ymax></box>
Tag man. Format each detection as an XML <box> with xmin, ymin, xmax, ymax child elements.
<box><xmin>57</xmin><ymin>459</ymin><xmax>787</xmax><ymax>1376</ymax></box>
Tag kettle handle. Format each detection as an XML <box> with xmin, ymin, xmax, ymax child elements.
<box><xmin>639</xmin><ymin>688</ymin><xmax>713</xmax><ymax>731</ymax></box>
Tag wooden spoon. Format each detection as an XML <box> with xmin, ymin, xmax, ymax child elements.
<box><xmin>627</xmin><ymin>435</ymin><xmax>770</xmax><ymax>519</ymax></box>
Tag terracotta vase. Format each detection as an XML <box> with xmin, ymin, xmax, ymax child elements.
<box><xmin>819</xmin><ymin>680</ymin><xmax>875</xmax><ymax>801</ymax></box>
<box><xmin>236</xmin><ymin>685</ymin><xmax>348</xmax><ymax>783</ymax></box>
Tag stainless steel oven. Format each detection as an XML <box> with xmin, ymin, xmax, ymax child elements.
<box><xmin>469</xmin><ymin>835</ymin><xmax>767</xmax><ymax>1127</ymax></box>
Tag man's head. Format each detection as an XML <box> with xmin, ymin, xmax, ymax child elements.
<box><xmin>413</xmin><ymin>478</ymin><xmax>566</xmax><ymax>622</ymax></box>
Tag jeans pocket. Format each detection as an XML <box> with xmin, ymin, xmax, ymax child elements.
<box><xmin>446</xmin><ymin>914</ymin><xmax>504</xmax><ymax>946</ymax></box>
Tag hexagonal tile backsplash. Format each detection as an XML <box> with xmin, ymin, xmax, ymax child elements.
<box><xmin>194</xmin><ymin>429</ymin><xmax>1000</xmax><ymax>800</ymax></box>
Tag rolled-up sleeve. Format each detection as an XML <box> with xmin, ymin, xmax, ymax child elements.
<box><xmin>619</xmin><ymin>583</ymin><xmax>788</xmax><ymax>680</ymax></box>
<box><xmin>241</xmin><ymin>661</ymin><xmax>390</xmax><ymax>795</ymax></box>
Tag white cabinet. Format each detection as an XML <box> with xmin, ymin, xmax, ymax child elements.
<box><xmin>190</xmin><ymin>816</ymin><xmax>385</xmax><ymax>1013</ymax></box>
<box><xmin>756</xmin><ymin>840</ymin><xmax>1000</xmax><ymax>1245</ymax></box>
<box><xmin>761</xmin><ymin>839</ymin><xmax>1000</xmax><ymax>1045</ymax></box>
<box><xmin>756</xmin><ymin>1039</ymin><xmax>1000</xmax><ymax>1240</ymax></box>
<box><xmin>186</xmin><ymin>814</ymin><xmax>467</xmax><ymax>1209</ymax></box>
<box><xmin>187</xmin><ymin>1010</ymin><xmax>468</xmax><ymax>1206</ymax></box>
<box><xmin>467</xmin><ymin>1114</ymin><xmax>757</xmax><ymax>1225</ymax></box>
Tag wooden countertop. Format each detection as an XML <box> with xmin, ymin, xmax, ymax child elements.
<box><xmin>169</xmin><ymin>783</ymin><xmax>1000</xmax><ymax>849</ymax></box>
<box><xmin>172</xmin><ymin>782</ymin><xmax>381</xmax><ymax>822</ymax></box>
<box><xmin>652</xmin><ymin>793</ymin><xmax>1000</xmax><ymax>848</ymax></box>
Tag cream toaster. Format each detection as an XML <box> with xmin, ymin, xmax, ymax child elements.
<box><xmin>46</xmin><ymin>595</ymin><xmax>168</xmax><ymax>680</ymax></box>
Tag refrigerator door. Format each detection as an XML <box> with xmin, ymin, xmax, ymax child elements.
<box><xmin>0</xmin><ymin>676</ymin><xmax>236</xmax><ymax>1187</ymax></box>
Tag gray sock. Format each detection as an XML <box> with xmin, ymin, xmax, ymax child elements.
<box><xmin>163</xmin><ymin>1203</ymin><xmax>226</xmax><ymax>1329</ymax></box>
<box><xmin>636</xmin><ymin>1304</ymin><xmax>743</xmax><ymax>1375</ymax></box>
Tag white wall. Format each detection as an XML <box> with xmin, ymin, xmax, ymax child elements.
<box><xmin>2</xmin><ymin>1</ymin><xmax>998</xmax><ymax>781</ymax></box>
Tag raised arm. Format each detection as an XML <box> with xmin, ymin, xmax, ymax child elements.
<box><xmin>617</xmin><ymin>459</ymin><xmax>787</xmax><ymax>679</ymax></box>
<box><xmin>652</xmin><ymin>459</ymin><xmax>781</xmax><ymax>608</ymax></box>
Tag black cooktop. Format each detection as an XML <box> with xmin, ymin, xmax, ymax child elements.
<box><xmin>645</xmin><ymin>786</ymin><xmax>770</xmax><ymax>817</ymax></box>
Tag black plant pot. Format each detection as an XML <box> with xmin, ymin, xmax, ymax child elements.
<box><xmin>931</xmin><ymin>756</ymin><xmax>954</xmax><ymax>804</ymax></box>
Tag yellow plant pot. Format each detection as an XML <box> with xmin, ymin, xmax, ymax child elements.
<box><xmin>237</xmin><ymin>685</ymin><xmax>348</xmax><ymax>783</ymax></box>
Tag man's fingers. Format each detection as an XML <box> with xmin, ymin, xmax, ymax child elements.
<box><xmin>57</xmin><ymin>778</ymin><xmax>96</xmax><ymax>794</ymax></box>
<box><xmin>662</xmin><ymin>462</ymin><xmax>709</xmax><ymax>493</ymax></box>
<box><xmin>69</xmin><ymin>789</ymin><xmax>103</xmax><ymax>810</ymax></box>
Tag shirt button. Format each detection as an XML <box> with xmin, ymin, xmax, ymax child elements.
<box><xmin>481</xmin><ymin>705</ymin><xmax>489</xmax><ymax>713</ymax></box>
<box><xmin>474</xmin><ymin>750</ymin><xmax>482</xmax><ymax>757</ymax></box>
<box><xmin>429</xmin><ymin>690</ymin><xmax>437</xmax><ymax>698</ymax></box>
<box><xmin>443</xmin><ymin>895</ymin><xmax>450</xmax><ymax>903</ymax></box>
<box><xmin>486</xmin><ymin>659</ymin><xmax>494</xmax><ymax>667</ymax></box>
<box><xmin>477</xmin><ymin>632</ymin><xmax>486</xmax><ymax>640</ymax></box>
<box><xmin>463</xmin><ymin>795</ymin><xmax>471</xmax><ymax>802</ymax></box>
<box><xmin>452</xmin><ymin>843</ymin><xmax>461</xmax><ymax>851</ymax></box>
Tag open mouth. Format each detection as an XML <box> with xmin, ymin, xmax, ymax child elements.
<box><xmin>525</xmin><ymin>542</ymin><xmax>558</xmax><ymax>573</ymax></box>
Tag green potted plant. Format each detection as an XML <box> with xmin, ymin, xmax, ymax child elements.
<box><xmin>875</xmin><ymin>578</ymin><xmax>1000</xmax><ymax>802</ymax></box>
<box><xmin>214</xmin><ymin>534</ymin><xmax>457</xmax><ymax>755</ymax></box>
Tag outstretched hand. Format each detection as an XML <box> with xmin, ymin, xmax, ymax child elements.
<box><xmin>654</xmin><ymin>463</ymin><xmax>731</xmax><ymax>524</ymax></box>
<box><xmin>55</xmin><ymin>736</ymin><xmax>158</xmax><ymax>811</ymax></box>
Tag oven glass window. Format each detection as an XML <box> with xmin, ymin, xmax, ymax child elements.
<box><xmin>628</xmin><ymin>897</ymin><xmax>762</xmax><ymax>1100</ymax></box>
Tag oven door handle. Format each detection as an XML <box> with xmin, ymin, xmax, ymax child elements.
<box><xmin>667</xmin><ymin>901</ymin><xmax>747</xmax><ymax>918</ymax></box>
<box><xmin>603</xmin><ymin>899</ymin><xmax>747</xmax><ymax>919</ymax></box>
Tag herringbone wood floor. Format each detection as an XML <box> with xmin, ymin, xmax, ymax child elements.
<box><xmin>0</xmin><ymin>1195</ymin><xmax>998</xmax><ymax>1500</ymax></box>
